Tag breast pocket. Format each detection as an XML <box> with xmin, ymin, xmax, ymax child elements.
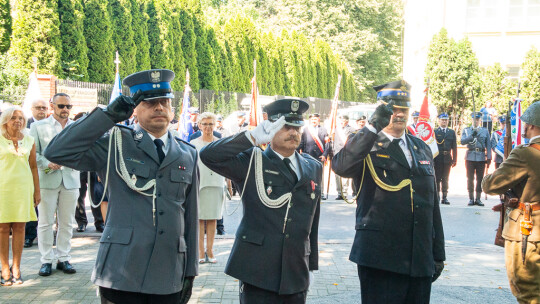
<box><xmin>263</xmin><ymin>173</ymin><xmax>287</xmax><ymax>198</ymax></box>
<box><xmin>96</xmin><ymin>226</ymin><xmax>133</xmax><ymax>282</ymax></box>
<box><xmin>124</xmin><ymin>161</ymin><xmax>150</xmax><ymax>188</ymax></box>
<box><xmin>371</xmin><ymin>158</ymin><xmax>397</xmax><ymax>185</ymax></box>
<box><xmin>169</xmin><ymin>169</ymin><xmax>192</xmax><ymax>201</ymax></box>
<box><xmin>417</xmin><ymin>164</ymin><xmax>434</xmax><ymax>176</ymax></box>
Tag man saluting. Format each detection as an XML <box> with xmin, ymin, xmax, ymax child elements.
<box><xmin>200</xmin><ymin>99</ymin><xmax>322</xmax><ymax>304</ymax></box>
<box><xmin>333</xmin><ymin>80</ymin><xmax>445</xmax><ymax>304</ymax></box>
<box><xmin>44</xmin><ymin>69</ymin><xmax>198</xmax><ymax>304</ymax></box>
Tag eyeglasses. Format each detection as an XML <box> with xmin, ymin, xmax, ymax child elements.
<box><xmin>33</xmin><ymin>106</ymin><xmax>47</xmax><ymax>110</ymax></box>
<box><xmin>55</xmin><ymin>104</ymin><xmax>73</xmax><ymax>109</ymax></box>
<box><xmin>200</xmin><ymin>123</ymin><xmax>215</xmax><ymax>127</ymax></box>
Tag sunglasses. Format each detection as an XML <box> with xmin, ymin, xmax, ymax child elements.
<box><xmin>200</xmin><ymin>123</ymin><xmax>215</xmax><ymax>127</ymax></box>
<box><xmin>55</xmin><ymin>104</ymin><xmax>73</xmax><ymax>109</ymax></box>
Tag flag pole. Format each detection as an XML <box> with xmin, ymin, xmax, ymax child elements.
<box><xmin>114</xmin><ymin>51</ymin><xmax>120</xmax><ymax>75</ymax></box>
<box><xmin>325</xmin><ymin>74</ymin><xmax>342</xmax><ymax>200</ymax></box>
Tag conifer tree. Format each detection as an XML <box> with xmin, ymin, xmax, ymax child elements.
<box><xmin>194</xmin><ymin>23</ymin><xmax>217</xmax><ymax>90</ymax></box>
<box><xmin>169</xmin><ymin>4</ymin><xmax>185</xmax><ymax>90</ymax></box>
<box><xmin>131</xmin><ymin>0</ymin><xmax>150</xmax><ymax>70</ymax></box>
<box><xmin>207</xmin><ymin>28</ymin><xmax>223</xmax><ymax>91</ymax></box>
<box><xmin>222</xmin><ymin>40</ymin><xmax>235</xmax><ymax>91</ymax></box>
<box><xmin>11</xmin><ymin>0</ymin><xmax>62</xmax><ymax>74</ymax></box>
<box><xmin>146</xmin><ymin>0</ymin><xmax>169</xmax><ymax>70</ymax></box>
<box><xmin>58</xmin><ymin>0</ymin><xmax>88</xmax><ymax>80</ymax></box>
<box><xmin>179</xmin><ymin>10</ymin><xmax>199</xmax><ymax>92</ymax></box>
<box><xmin>84</xmin><ymin>0</ymin><xmax>114</xmax><ymax>82</ymax></box>
<box><xmin>0</xmin><ymin>0</ymin><xmax>11</xmax><ymax>53</ymax></box>
<box><xmin>109</xmin><ymin>0</ymin><xmax>137</xmax><ymax>76</ymax></box>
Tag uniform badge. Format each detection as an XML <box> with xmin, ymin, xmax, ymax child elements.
<box><xmin>264</xmin><ymin>169</ymin><xmax>279</xmax><ymax>175</ymax></box>
<box><xmin>179</xmin><ymin>166</ymin><xmax>186</xmax><ymax>170</ymax></box>
<box><xmin>310</xmin><ymin>181</ymin><xmax>316</xmax><ymax>200</ymax></box>
<box><xmin>134</xmin><ymin>132</ymin><xmax>143</xmax><ymax>140</ymax></box>
<box><xmin>266</xmin><ymin>186</ymin><xmax>273</xmax><ymax>195</ymax></box>
<box><xmin>378</xmin><ymin>142</ymin><xmax>383</xmax><ymax>147</ymax></box>
<box><xmin>150</xmin><ymin>70</ymin><xmax>161</xmax><ymax>83</ymax></box>
<box><xmin>311</xmin><ymin>193</ymin><xmax>316</xmax><ymax>200</ymax></box>
<box><xmin>291</xmin><ymin>100</ymin><xmax>300</xmax><ymax>112</ymax></box>
<box><xmin>419</xmin><ymin>160</ymin><xmax>430</xmax><ymax>165</ymax></box>
<box><xmin>376</xmin><ymin>154</ymin><xmax>390</xmax><ymax>159</ymax></box>
<box><xmin>413</xmin><ymin>146</ymin><xmax>418</xmax><ymax>150</ymax></box>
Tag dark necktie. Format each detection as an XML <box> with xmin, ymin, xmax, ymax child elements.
<box><xmin>283</xmin><ymin>158</ymin><xmax>298</xmax><ymax>184</ymax></box>
<box><xmin>154</xmin><ymin>139</ymin><xmax>165</xmax><ymax>163</ymax></box>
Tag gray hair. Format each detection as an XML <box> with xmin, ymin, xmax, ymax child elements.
<box><xmin>197</xmin><ymin>112</ymin><xmax>217</xmax><ymax>123</ymax></box>
<box><xmin>0</xmin><ymin>105</ymin><xmax>27</xmax><ymax>138</ymax></box>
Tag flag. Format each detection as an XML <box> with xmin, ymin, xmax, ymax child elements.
<box><xmin>248</xmin><ymin>75</ymin><xmax>259</xmax><ymax>127</ymax></box>
<box><xmin>511</xmin><ymin>98</ymin><xmax>525</xmax><ymax>147</ymax></box>
<box><xmin>415</xmin><ymin>88</ymin><xmax>439</xmax><ymax>157</ymax></box>
<box><xmin>328</xmin><ymin>75</ymin><xmax>342</xmax><ymax>144</ymax></box>
<box><xmin>495</xmin><ymin>128</ymin><xmax>505</xmax><ymax>157</ymax></box>
<box><xmin>22</xmin><ymin>72</ymin><xmax>42</xmax><ymax>118</ymax></box>
<box><xmin>178</xmin><ymin>71</ymin><xmax>191</xmax><ymax>141</ymax></box>
<box><xmin>109</xmin><ymin>71</ymin><xmax>122</xmax><ymax>104</ymax></box>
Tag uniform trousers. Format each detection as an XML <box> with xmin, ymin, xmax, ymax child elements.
<box><xmin>24</xmin><ymin>207</ymin><xmax>38</xmax><ymax>241</ymax></box>
<box><xmin>99</xmin><ymin>286</ymin><xmax>183</xmax><ymax>304</ymax></box>
<box><xmin>504</xmin><ymin>240</ymin><xmax>540</xmax><ymax>304</ymax></box>
<box><xmin>434</xmin><ymin>157</ymin><xmax>451</xmax><ymax>197</ymax></box>
<box><xmin>358</xmin><ymin>265</ymin><xmax>432</xmax><ymax>304</ymax></box>
<box><xmin>38</xmin><ymin>184</ymin><xmax>78</xmax><ymax>264</ymax></box>
<box><xmin>239</xmin><ymin>282</ymin><xmax>307</xmax><ymax>304</ymax></box>
<box><xmin>465</xmin><ymin>160</ymin><xmax>486</xmax><ymax>197</ymax></box>
<box><xmin>75</xmin><ymin>172</ymin><xmax>104</xmax><ymax>228</ymax></box>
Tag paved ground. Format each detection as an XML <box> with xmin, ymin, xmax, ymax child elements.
<box><xmin>0</xmin><ymin>155</ymin><xmax>519</xmax><ymax>303</ymax></box>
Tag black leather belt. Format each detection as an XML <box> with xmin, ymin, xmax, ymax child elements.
<box><xmin>468</xmin><ymin>148</ymin><xmax>485</xmax><ymax>152</ymax></box>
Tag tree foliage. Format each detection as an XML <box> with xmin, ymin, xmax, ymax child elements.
<box><xmin>479</xmin><ymin>63</ymin><xmax>514</xmax><ymax>115</ymax></box>
<box><xmin>83</xmin><ymin>0</ymin><xmax>114</xmax><ymax>82</ymax></box>
<box><xmin>425</xmin><ymin>28</ymin><xmax>481</xmax><ymax>124</ymax></box>
<box><xmin>11</xmin><ymin>0</ymin><xmax>62</xmax><ymax>75</ymax></box>
<box><xmin>0</xmin><ymin>0</ymin><xmax>11</xmax><ymax>53</ymax></box>
<box><xmin>58</xmin><ymin>0</ymin><xmax>88</xmax><ymax>80</ymax></box>
<box><xmin>521</xmin><ymin>46</ymin><xmax>540</xmax><ymax>110</ymax></box>
<box><xmin>110</xmin><ymin>0</ymin><xmax>137</xmax><ymax>76</ymax></box>
<box><xmin>0</xmin><ymin>53</ymin><xmax>28</xmax><ymax>102</ymax></box>
<box><xmin>131</xmin><ymin>0</ymin><xmax>151</xmax><ymax>71</ymax></box>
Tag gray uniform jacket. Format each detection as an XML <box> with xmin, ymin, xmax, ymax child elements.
<box><xmin>200</xmin><ymin>132</ymin><xmax>322</xmax><ymax>295</ymax></box>
<box><xmin>43</xmin><ymin>109</ymin><xmax>199</xmax><ymax>294</ymax></box>
<box><xmin>461</xmin><ymin>127</ymin><xmax>491</xmax><ymax>162</ymax></box>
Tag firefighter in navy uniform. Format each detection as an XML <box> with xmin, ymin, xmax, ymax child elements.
<box><xmin>461</xmin><ymin>112</ymin><xmax>491</xmax><ymax>206</ymax></box>
<box><xmin>333</xmin><ymin>80</ymin><xmax>445</xmax><ymax>304</ymax></box>
<box><xmin>200</xmin><ymin>99</ymin><xmax>322</xmax><ymax>304</ymax></box>
<box><xmin>434</xmin><ymin>113</ymin><xmax>457</xmax><ymax>205</ymax></box>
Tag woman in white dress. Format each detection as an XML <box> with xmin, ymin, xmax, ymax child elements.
<box><xmin>191</xmin><ymin>112</ymin><xmax>225</xmax><ymax>263</ymax></box>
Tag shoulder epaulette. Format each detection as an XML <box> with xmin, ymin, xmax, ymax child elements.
<box><xmin>301</xmin><ymin>153</ymin><xmax>318</xmax><ymax>163</ymax></box>
<box><xmin>175</xmin><ymin>136</ymin><xmax>196</xmax><ymax>149</ymax></box>
<box><xmin>115</xmin><ymin>123</ymin><xmax>134</xmax><ymax>131</ymax></box>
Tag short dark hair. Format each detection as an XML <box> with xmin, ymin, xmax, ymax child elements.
<box><xmin>52</xmin><ymin>93</ymin><xmax>71</xmax><ymax>103</ymax></box>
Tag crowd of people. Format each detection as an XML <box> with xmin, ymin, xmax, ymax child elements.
<box><xmin>0</xmin><ymin>68</ymin><xmax>538</xmax><ymax>304</ymax></box>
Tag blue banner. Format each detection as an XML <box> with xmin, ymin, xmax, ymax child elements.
<box><xmin>109</xmin><ymin>72</ymin><xmax>122</xmax><ymax>104</ymax></box>
<box><xmin>178</xmin><ymin>87</ymin><xmax>191</xmax><ymax>141</ymax></box>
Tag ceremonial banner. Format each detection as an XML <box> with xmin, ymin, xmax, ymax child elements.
<box><xmin>109</xmin><ymin>71</ymin><xmax>122</xmax><ymax>104</ymax></box>
<box><xmin>248</xmin><ymin>60</ymin><xmax>260</xmax><ymax>128</ymax></box>
<box><xmin>178</xmin><ymin>70</ymin><xmax>192</xmax><ymax>141</ymax></box>
<box><xmin>328</xmin><ymin>75</ymin><xmax>342</xmax><ymax>145</ymax></box>
<box><xmin>495</xmin><ymin>129</ymin><xmax>505</xmax><ymax>158</ymax></box>
<box><xmin>415</xmin><ymin>88</ymin><xmax>439</xmax><ymax>157</ymax></box>
<box><xmin>511</xmin><ymin>99</ymin><xmax>524</xmax><ymax>147</ymax></box>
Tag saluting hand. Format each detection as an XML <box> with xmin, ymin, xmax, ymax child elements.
<box><xmin>103</xmin><ymin>90</ymin><xmax>144</xmax><ymax>123</ymax></box>
<box><xmin>248</xmin><ymin>116</ymin><xmax>286</xmax><ymax>145</ymax></box>
<box><xmin>369</xmin><ymin>100</ymin><xmax>394</xmax><ymax>133</ymax></box>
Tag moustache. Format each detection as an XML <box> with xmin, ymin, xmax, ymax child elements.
<box><xmin>285</xmin><ymin>136</ymin><xmax>299</xmax><ymax>142</ymax></box>
<box><xmin>392</xmin><ymin>118</ymin><xmax>407</xmax><ymax>123</ymax></box>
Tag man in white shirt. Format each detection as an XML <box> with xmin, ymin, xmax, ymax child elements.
<box><xmin>30</xmin><ymin>93</ymin><xmax>80</xmax><ymax>276</ymax></box>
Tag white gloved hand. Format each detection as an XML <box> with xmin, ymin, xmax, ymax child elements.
<box><xmin>247</xmin><ymin>116</ymin><xmax>286</xmax><ymax>145</ymax></box>
<box><xmin>308</xmin><ymin>271</ymin><xmax>315</xmax><ymax>290</ymax></box>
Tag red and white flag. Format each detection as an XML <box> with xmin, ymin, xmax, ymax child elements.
<box><xmin>248</xmin><ymin>60</ymin><xmax>260</xmax><ymax>128</ymax></box>
<box><xmin>415</xmin><ymin>88</ymin><xmax>439</xmax><ymax>157</ymax></box>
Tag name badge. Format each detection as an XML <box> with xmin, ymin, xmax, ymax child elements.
<box><xmin>376</xmin><ymin>154</ymin><xmax>390</xmax><ymax>159</ymax></box>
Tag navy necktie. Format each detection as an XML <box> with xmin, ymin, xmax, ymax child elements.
<box><xmin>154</xmin><ymin>139</ymin><xmax>165</xmax><ymax>163</ymax></box>
<box><xmin>283</xmin><ymin>158</ymin><xmax>298</xmax><ymax>184</ymax></box>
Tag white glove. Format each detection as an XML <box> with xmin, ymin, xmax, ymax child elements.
<box><xmin>308</xmin><ymin>271</ymin><xmax>315</xmax><ymax>290</ymax></box>
<box><xmin>247</xmin><ymin>116</ymin><xmax>286</xmax><ymax>145</ymax></box>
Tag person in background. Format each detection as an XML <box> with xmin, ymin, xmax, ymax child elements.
<box><xmin>331</xmin><ymin>115</ymin><xmax>356</xmax><ymax>200</ymax></box>
<box><xmin>480</xmin><ymin>101</ymin><xmax>497</xmax><ymax>135</ymax></box>
<box><xmin>23</xmin><ymin>99</ymin><xmax>49</xmax><ymax>248</ymax></box>
<box><xmin>491</xmin><ymin>115</ymin><xmax>506</xmax><ymax>169</ymax></box>
<box><xmin>0</xmin><ymin>106</ymin><xmax>40</xmax><ymax>286</ymax></box>
<box><xmin>434</xmin><ymin>113</ymin><xmax>458</xmax><ymax>205</ymax></box>
<box><xmin>188</xmin><ymin>107</ymin><xmax>199</xmax><ymax>136</ymax></box>
<box><xmin>30</xmin><ymin>93</ymin><xmax>80</xmax><ymax>276</ymax></box>
<box><xmin>215</xmin><ymin>115</ymin><xmax>227</xmax><ymax>235</ymax></box>
<box><xmin>461</xmin><ymin>112</ymin><xmax>491</xmax><ymax>207</ymax></box>
<box><xmin>191</xmin><ymin>112</ymin><xmax>225</xmax><ymax>264</ymax></box>
<box><xmin>410</xmin><ymin>111</ymin><xmax>420</xmax><ymax>129</ymax></box>
<box><xmin>298</xmin><ymin>113</ymin><xmax>329</xmax><ymax>199</ymax></box>
<box><xmin>236</xmin><ymin>112</ymin><xmax>249</xmax><ymax>133</ymax></box>
<box><xmin>356</xmin><ymin>115</ymin><xmax>366</xmax><ymax>129</ymax></box>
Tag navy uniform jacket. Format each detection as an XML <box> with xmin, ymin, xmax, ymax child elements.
<box><xmin>332</xmin><ymin>128</ymin><xmax>445</xmax><ymax>277</ymax></box>
<box><xmin>461</xmin><ymin>127</ymin><xmax>491</xmax><ymax>162</ymax></box>
<box><xmin>298</xmin><ymin>125</ymin><xmax>328</xmax><ymax>159</ymax></box>
<box><xmin>434</xmin><ymin>127</ymin><xmax>457</xmax><ymax>164</ymax></box>
<box><xmin>43</xmin><ymin>109</ymin><xmax>199</xmax><ymax>294</ymax></box>
<box><xmin>200</xmin><ymin>132</ymin><xmax>322</xmax><ymax>295</ymax></box>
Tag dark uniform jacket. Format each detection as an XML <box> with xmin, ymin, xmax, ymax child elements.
<box><xmin>200</xmin><ymin>132</ymin><xmax>322</xmax><ymax>295</ymax></box>
<box><xmin>434</xmin><ymin>127</ymin><xmax>457</xmax><ymax>164</ymax></box>
<box><xmin>332</xmin><ymin>127</ymin><xmax>446</xmax><ymax>277</ymax></box>
<box><xmin>461</xmin><ymin>127</ymin><xmax>492</xmax><ymax>161</ymax></box>
<box><xmin>482</xmin><ymin>136</ymin><xmax>540</xmax><ymax>241</ymax></box>
<box><xmin>43</xmin><ymin>109</ymin><xmax>199</xmax><ymax>294</ymax></box>
<box><xmin>298</xmin><ymin>125</ymin><xmax>328</xmax><ymax>159</ymax></box>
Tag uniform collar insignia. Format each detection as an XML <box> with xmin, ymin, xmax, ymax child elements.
<box><xmin>134</xmin><ymin>131</ymin><xmax>143</xmax><ymax>141</ymax></box>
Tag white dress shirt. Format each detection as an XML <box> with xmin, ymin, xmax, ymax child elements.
<box><xmin>148</xmin><ymin>132</ymin><xmax>170</xmax><ymax>156</ymax></box>
<box><xmin>381</xmin><ymin>131</ymin><xmax>413</xmax><ymax>167</ymax></box>
<box><xmin>273</xmin><ymin>150</ymin><xmax>301</xmax><ymax>180</ymax></box>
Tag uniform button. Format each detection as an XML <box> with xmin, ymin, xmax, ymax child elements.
<box><xmin>131</xmin><ymin>169</ymin><xmax>136</xmax><ymax>173</ymax></box>
<box><xmin>242</xmin><ymin>235</ymin><xmax>246</xmax><ymax>239</ymax></box>
<box><xmin>107</xmin><ymin>236</ymin><xmax>111</xmax><ymax>239</ymax></box>
<box><xmin>290</xmin><ymin>203</ymin><xmax>294</xmax><ymax>207</ymax></box>
<box><xmin>159</xmin><ymin>230</ymin><xmax>164</xmax><ymax>234</ymax></box>
<box><xmin>414</xmin><ymin>221</ymin><xmax>418</xmax><ymax>225</ymax></box>
<box><xmin>157</xmin><ymin>193</ymin><xmax>162</xmax><ymax>197</ymax></box>
<box><xmin>159</xmin><ymin>210</ymin><xmax>164</xmax><ymax>215</ymax></box>
<box><xmin>415</xmin><ymin>205</ymin><xmax>419</xmax><ymax>208</ymax></box>
<box><xmin>285</xmin><ymin>234</ymin><xmax>289</xmax><ymax>238</ymax></box>
<box><xmin>181</xmin><ymin>176</ymin><xmax>185</xmax><ymax>180</ymax></box>
<box><xmin>363</xmin><ymin>224</ymin><xmax>367</xmax><ymax>227</ymax></box>
<box><xmin>269</xmin><ymin>181</ymin><xmax>273</xmax><ymax>184</ymax></box>
<box><xmin>288</xmin><ymin>218</ymin><xmax>292</xmax><ymax>222</ymax></box>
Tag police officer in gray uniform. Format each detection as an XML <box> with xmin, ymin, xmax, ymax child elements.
<box><xmin>44</xmin><ymin>69</ymin><xmax>198</xmax><ymax>304</ymax></box>
<box><xmin>200</xmin><ymin>99</ymin><xmax>322</xmax><ymax>304</ymax></box>
<box><xmin>461</xmin><ymin>111</ymin><xmax>491</xmax><ymax>206</ymax></box>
